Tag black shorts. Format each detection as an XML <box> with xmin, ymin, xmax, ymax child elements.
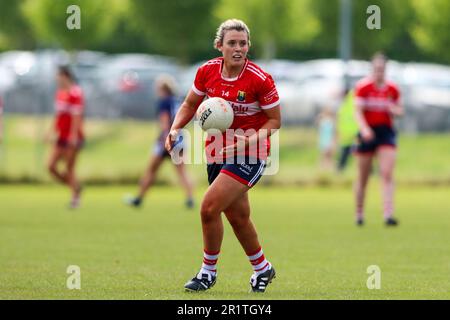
<box><xmin>355</xmin><ymin>125</ymin><xmax>397</xmax><ymax>154</ymax></box>
<box><xmin>56</xmin><ymin>138</ymin><xmax>84</xmax><ymax>150</ymax></box>
<box><xmin>207</xmin><ymin>156</ymin><xmax>266</xmax><ymax>188</ymax></box>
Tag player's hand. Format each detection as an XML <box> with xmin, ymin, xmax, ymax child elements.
<box><xmin>388</xmin><ymin>103</ymin><xmax>403</xmax><ymax>117</ymax></box>
<box><xmin>361</xmin><ymin>127</ymin><xmax>374</xmax><ymax>142</ymax></box>
<box><xmin>220</xmin><ymin>134</ymin><xmax>248</xmax><ymax>156</ymax></box>
<box><xmin>165</xmin><ymin>129</ymin><xmax>179</xmax><ymax>153</ymax></box>
<box><xmin>68</xmin><ymin>136</ymin><xmax>78</xmax><ymax>147</ymax></box>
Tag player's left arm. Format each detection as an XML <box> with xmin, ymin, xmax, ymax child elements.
<box><xmin>388</xmin><ymin>86</ymin><xmax>404</xmax><ymax>117</ymax></box>
<box><xmin>157</xmin><ymin>98</ymin><xmax>172</xmax><ymax>133</ymax></box>
<box><xmin>220</xmin><ymin>105</ymin><xmax>280</xmax><ymax>155</ymax></box>
<box><xmin>159</xmin><ymin>111</ymin><xmax>171</xmax><ymax>145</ymax></box>
<box><xmin>248</xmin><ymin>105</ymin><xmax>281</xmax><ymax>145</ymax></box>
<box><xmin>221</xmin><ymin>74</ymin><xmax>281</xmax><ymax>155</ymax></box>
<box><xmin>69</xmin><ymin>90</ymin><xmax>84</xmax><ymax>146</ymax></box>
<box><xmin>69</xmin><ymin>114</ymin><xmax>82</xmax><ymax>146</ymax></box>
<box><xmin>244</xmin><ymin>74</ymin><xmax>282</xmax><ymax>147</ymax></box>
<box><xmin>247</xmin><ymin>75</ymin><xmax>281</xmax><ymax>145</ymax></box>
<box><xmin>159</xmin><ymin>111</ymin><xmax>171</xmax><ymax>133</ymax></box>
<box><xmin>388</xmin><ymin>103</ymin><xmax>403</xmax><ymax>117</ymax></box>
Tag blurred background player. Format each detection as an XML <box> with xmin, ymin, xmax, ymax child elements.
<box><xmin>125</xmin><ymin>75</ymin><xmax>194</xmax><ymax>209</ymax></box>
<box><xmin>353</xmin><ymin>52</ymin><xmax>404</xmax><ymax>226</ymax></box>
<box><xmin>165</xmin><ymin>19</ymin><xmax>281</xmax><ymax>293</ymax></box>
<box><xmin>336</xmin><ymin>89</ymin><xmax>358</xmax><ymax>172</ymax></box>
<box><xmin>46</xmin><ymin>66</ymin><xmax>84</xmax><ymax>209</ymax></box>
<box><xmin>316</xmin><ymin>107</ymin><xmax>336</xmax><ymax>170</ymax></box>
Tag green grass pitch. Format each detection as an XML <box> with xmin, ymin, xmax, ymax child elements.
<box><xmin>0</xmin><ymin>184</ymin><xmax>449</xmax><ymax>299</ymax></box>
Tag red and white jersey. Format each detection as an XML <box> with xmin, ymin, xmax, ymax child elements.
<box><xmin>192</xmin><ymin>57</ymin><xmax>280</xmax><ymax>160</ymax></box>
<box><xmin>354</xmin><ymin>77</ymin><xmax>400</xmax><ymax>128</ymax></box>
<box><xmin>54</xmin><ymin>85</ymin><xmax>84</xmax><ymax>140</ymax></box>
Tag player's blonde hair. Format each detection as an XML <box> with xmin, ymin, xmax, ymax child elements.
<box><xmin>214</xmin><ymin>19</ymin><xmax>251</xmax><ymax>50</ymax></box>
<box><xmin>155</xmin><ymin>74</ymin><xmax>178</xmax><ymax>96</ymax></box>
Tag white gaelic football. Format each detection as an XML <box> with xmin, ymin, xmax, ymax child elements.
<box><xmin>196</xmin><ymin>97</ymin><xmax>234</xmax><ymax>132</ymax></box>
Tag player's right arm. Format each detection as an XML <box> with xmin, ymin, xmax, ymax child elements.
<box><xmin>354</xmin><ymin>82</ymin><xmax>374</xmax><ymax>142</ymax></box>
<box><xmin>165</xmin><ymin>89</ymin><xmax>203</xmax><ymax>152</ymax></box>
<box><xmin>354</xmin><ymin>102</ymin><xmax>373</xmax><ymax>141</ymax></box>
<box><xmin>68</xmin><ymin>87</ymin><xmax>84</xmax><ymax>147</ymax></box>
<box><xmin>387</xmin><ymin>84</ymin><xmax>403</xmax><ymax>117</ymax></box>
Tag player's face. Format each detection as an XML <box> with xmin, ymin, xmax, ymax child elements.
<box><xmin>218</xmin><ymin>30</ymin><xmax>249</xmax><ymax>68</ymax></box>
<box><xmin>156</xmin><ymin>84</ymin><xmax>168</xmax><ymax>98</ymax></box>
<box><xmin>56</xmin><ymin>73</ymin><xmax>67</xmax><ymax>89</ymax></box>
<box><xmin>372</xmin><ymin>59</ymin><xmax>386</xmax><ymax>83</ymax></box>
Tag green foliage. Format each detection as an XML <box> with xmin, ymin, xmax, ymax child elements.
<box><xmin>310</xmin><ymin>0</ymin><xmax>416</xmax><ymax>60</ymax></box>
<box><xmin>410</xmin><ymin>0</ymin><xmax>450</xmax><ymax>62</ymax></box>
<box><xmin>131</xmin><ymin>0</ymin><xmax>219</xmax><ymax>63</ymax></box>
<box><xmin>0</xmin><ymin>0</ymin><xmax>448</xmax><ymax>64</ymax></box>
<box><xmin>0</xmin><ymin>0</ymin><xmax>35</xmax><ymax>50</ymax></box>
<box><xmin>352</xmin><ymin>0</ymin><xmax>415</xmax><ymax>59</ymax></box>
<box><xmin>21</xmin><ymin>0</ymin><xmax>125</xmax><ymax>50</ymax></box>
<box><xmin>214</xmin><ymin>0</ymin><xmax>320</xmax><ymax>59</ymax></box>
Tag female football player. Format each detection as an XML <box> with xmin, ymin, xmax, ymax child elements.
<box><xmin>354</xmin><ymin>52</ymin><xmax>403</xmax><ymax>226</ymax></box>
<box><xmin>166</xmin><ymin>19</ymin><xmax>281</xmax><ymax>292</ymax></box>
<box><xmin>125</xmin><ymin>75</ymin><xmax>194</xmax><ymax>209</ymax></box>
<box><xmin>47</xmin><ymin>66</ymin><xmax>84</xmax><ymax>209</ymax></box>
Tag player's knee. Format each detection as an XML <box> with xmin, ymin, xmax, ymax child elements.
<box><xmin>200</xmin><ymin>200</ymin><xmax>220</xmax><ymax>223</ymax></box>
<box><xmin>48</xmin><ymin>162</ymin><xmax>57</xmax><ymax>174</ymax></box>
<box><xmin>66</xmin><ymin>161</ymin><xmax>75</xmax><ymax>172</ymax></box>
<box><xmin>148</xmin><ymin>165</ymin><xmax>158</xmax><ymax>174</ymax></box>
<box><xmin>381</xmin><ymin>170</ymin><xmax>393</xmax><ymax>181</ymax></box>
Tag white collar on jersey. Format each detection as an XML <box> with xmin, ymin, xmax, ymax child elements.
<box><xmin>220</xmin><ymin>59</ymin><xmax>249</xmax><ymax>82</ymax></box>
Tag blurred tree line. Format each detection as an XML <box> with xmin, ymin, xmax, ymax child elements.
<box><xmin>0</xmin><ymin>0</ymin><xmax>448</xmax><ymax>64</ymax></box>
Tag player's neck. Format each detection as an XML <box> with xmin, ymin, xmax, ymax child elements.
<box><xmin>222</xmin><ymin>61</ymin><xmax>245</xmax><ymax>79</ymax></box>
<box><xmin>373</xmin><ymin>76</ymin><xmax>386</xmax><ymax>88</ymax></box>
<box><xmin>61</xmin><ymin>81</ymin><xmax>72</xmax><ymax>91</ymax></box>
<box><xmin>375</xmin><ymin>80</ymin><xmax>386</xmax><ymax>89</ymax></box>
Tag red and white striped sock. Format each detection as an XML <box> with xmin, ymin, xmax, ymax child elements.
<box><xmin>200</xmin><ymin>249</ymin><xmax>219</xmax><ymax>276</ymax></box>
<box><xmin>382</xmin><ymin>179</ymin><xmax>394</xmax><ymax>219</ymax></box>
<box><xmin>247</xmin><ymin>247</ymin><xmax>270</xmax><ymax>275</ymax></box>
<box><xmin>355</xmin><ymin>183</ymin><xmax>365</xmax><ymax>220</ymax></box>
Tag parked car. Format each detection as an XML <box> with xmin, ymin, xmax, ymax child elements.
<box><xmin>96</xmin><ymin>54</ymin><xmax>181</xmax><ymax>119</ymax></box>
<box><xmin>271</xmin><ymin>59</ymin><xmax>371</xmax><ymax>124</ymax></box>
<box><xmin>400</xmin><ymin>63</ymin><xmax>450</xmax><ymax>132</ymax></box>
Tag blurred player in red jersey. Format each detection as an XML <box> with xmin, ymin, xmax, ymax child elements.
<box><xmin>165</xmin><ymin>19</ymin><xmax>281</xmax><ymax>292</ymax></box>
<box><xmin>354</xmin><ymin>53</ymin><xmax>404</xmax><ymax>226</ymax></box>
<box><xmin>47</xmin><ymin>66</ymin><xmax>84</xmax><ymax>209</ymax></box>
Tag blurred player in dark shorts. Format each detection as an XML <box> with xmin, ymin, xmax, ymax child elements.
<box><xmin>125</xmin><ymin>75</ymin><xmax>194</xmax><ymax>209</ymax></box>
<box><xmin>353</xmin><ymin>52</ymin><xmax>404</xmax><ymax>226</ymax></box>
